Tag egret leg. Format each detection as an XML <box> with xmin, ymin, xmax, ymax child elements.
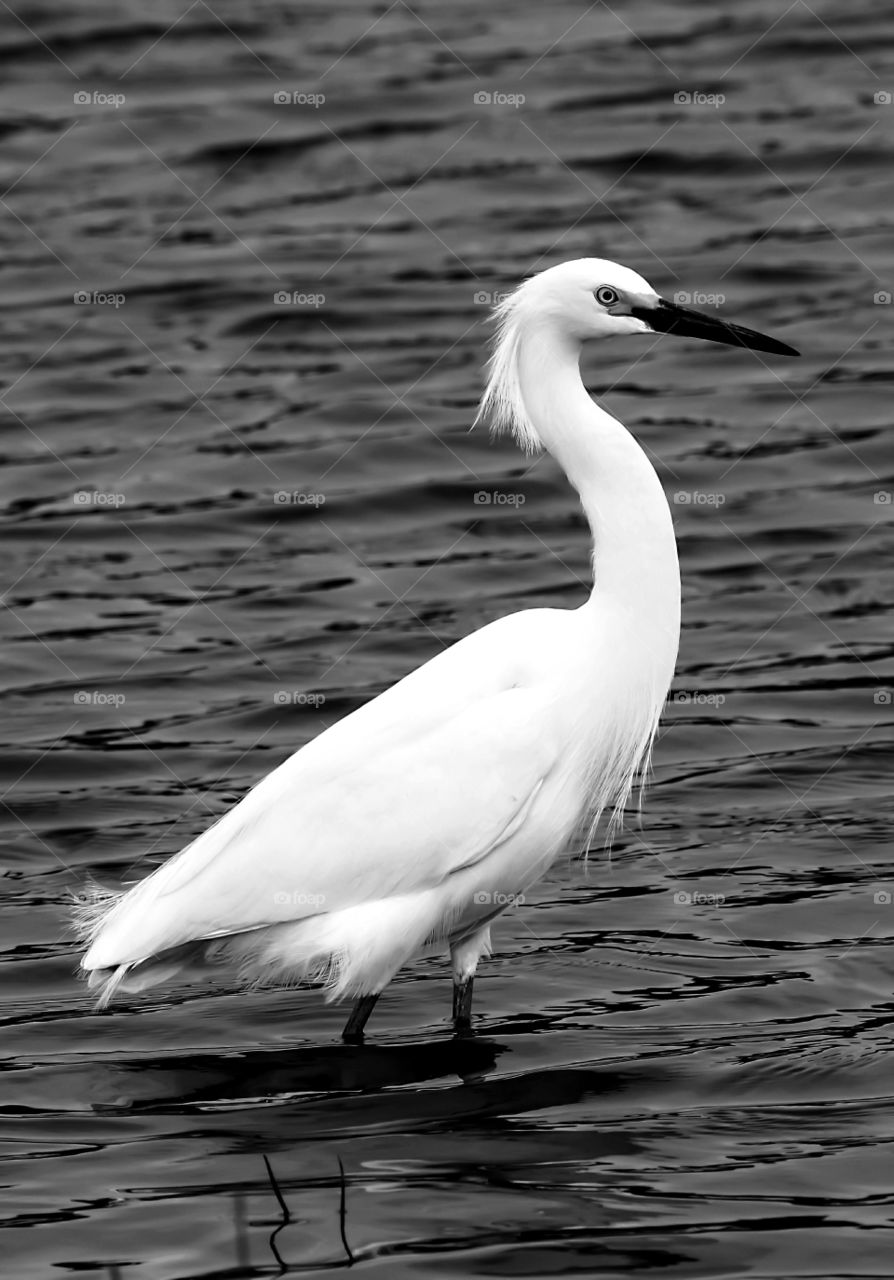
<box><xmin>449</xmin><ymin>923</ymin><xmax>492</xmax><ymax>1034</ymax></box>
<box><xmin>342</xmin><ymin>993</ymin><xmax>379</xmax><ymax>1043</ymax></box>
<box><xmin>452</xmin><ymin>976</ymin><xmax>474</xmax><ymax>1029</ymax></box>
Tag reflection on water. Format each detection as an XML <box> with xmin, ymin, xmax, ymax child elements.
<box><xmin>1</xmin><ymin>0</ymin><xmax>893</xmax><ymax>1275</ymax></box>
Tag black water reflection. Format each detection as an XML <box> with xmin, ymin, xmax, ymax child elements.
<box><xmin>93</xmin><ymin>1037</ymin><xmax>508</xmax><ymax>1112</ymax></box>
<box><xmin>80</xmin><ymin>1050</ymin><xmax>666</xmax><ymax>1276</ymax></box>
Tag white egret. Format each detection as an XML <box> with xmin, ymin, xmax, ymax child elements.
<box><xmin>78</xmin><ymin>258</ymin><xmax>798</xmax><ymax>1039</ymax></box>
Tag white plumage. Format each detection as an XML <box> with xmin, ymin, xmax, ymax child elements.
<box><xmin>78</xmin><ymin>257</ymin><xmax>797</xmax><ymax>1036</ymax></box>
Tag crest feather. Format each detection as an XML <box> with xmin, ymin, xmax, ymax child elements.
<box><xmin>473</xmin><ymin>283</ymin><xmax>543</xmax><ymax>452</ymax></box>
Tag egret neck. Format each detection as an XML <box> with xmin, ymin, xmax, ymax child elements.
<box><xmin>515</xmin><ymin>322</ymin><xmax>681</xmax><ymax>638</ymax></box>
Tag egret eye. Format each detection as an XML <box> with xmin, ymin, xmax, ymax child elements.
<box><xmin>595</xmin><ymin>286</ymin><xmax>620</xmax><ymax>307</ymax></box>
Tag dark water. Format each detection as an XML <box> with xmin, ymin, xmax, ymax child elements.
<box><xmin>2</xmin><ymin>1</ymin><xmax>893</xmax><ymax>1275</ymax></box>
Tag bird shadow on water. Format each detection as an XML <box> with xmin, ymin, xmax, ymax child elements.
<box><xmin>114</xmin><ymin>1053</ymin><xmax>662</xmax><ymax>1278</ymax></box>
<box><xmin>29</xmin><ymin>1031</ymin><xmax>687</xmax><ymax>1277</ymax></box>
<box><xmin>169</xmin><ymin>1089</ymin><xmax>666</xmax><ymax>1279</ymax></box>
<box><xmin>86</xmin><ymin>1032</ymin><xmax>665</xmax><ymax>1128</ymax></box>
<box><xmin>56</xmin><ymin>1040</ymin><xmax>665</xmax><ymax>1276</ymax></box>
<box><xmin>88</xmin><ymin>1034</ymin><xmax>510</xmax><ymax>1113</ymax></box>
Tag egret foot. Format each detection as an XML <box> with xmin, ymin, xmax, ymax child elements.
<box><xmin>452</xmin><ymin>976</ymin><xmax>474</xmax><ymax>1032</ymax></box>
<box><xmin>342</xmin><ymin>993</ymin><xmax>379</xmax><ymax>1043</ymax></box>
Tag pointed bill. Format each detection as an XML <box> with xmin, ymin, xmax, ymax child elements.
<box><xmin>631</xmin><ymin>297</ymin><xmax>800</xmax><ymax>357</ymax></box>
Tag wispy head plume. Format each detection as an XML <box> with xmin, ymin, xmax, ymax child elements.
<box><xmin>473</xmin><ymin>282</ymin><xmax>543</xmax><ymax>453</ymax></box>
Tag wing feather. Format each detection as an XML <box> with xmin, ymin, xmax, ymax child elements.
<box><xmin>84</xmin><ymin>684</ymin><xmax>559</xmax><ymax>969</ymax></box>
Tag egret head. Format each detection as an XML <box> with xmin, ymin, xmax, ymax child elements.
<box><xmin>510</xmin><ymin>258</ymin><xmax>660</xmax><ymax>344</ymax></box>
<box><xmin>506</xmin><ymin>257</ymin><xmax>799</xmax><ymax>355</ymax></box>
<box><xmin>477</xmin><ymin>257</ymin><xmax>798</xmax><ymax>448</ymax></box>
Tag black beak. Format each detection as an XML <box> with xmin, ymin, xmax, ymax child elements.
<box><xmin>631</xmin><ymin>297</ymin><xmax>799</xmax><ymax>358</ymax></box>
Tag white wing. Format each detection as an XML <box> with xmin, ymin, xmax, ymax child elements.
<box><xmin>85</xmin><ymin>610</ymin><xmax>570</xmax><ymax>970</ymax></box>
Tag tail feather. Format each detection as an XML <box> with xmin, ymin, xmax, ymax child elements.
<box><xmin>73</xmin><ymin>881</ymin><xmax>199</xmax><ymax>1007</ymax></box>
<box><xmin>83</xmin><ymin>936</ymin><xmax>226</xmax><ymax>1006</ymax></box>
<box><xmin>70</xmin><ymin>881</ymin><xmax>126</xmax><ymax>945</ymax></box>
<box><xmin>87</xmin><ymin>962</ymin><xmax>134</xmax><ymax>1008</ymax></box>
<box><xmin>74</xmin><ymin>883</ymin><xmax>457</xmax><ymax>1009</ymax></box>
